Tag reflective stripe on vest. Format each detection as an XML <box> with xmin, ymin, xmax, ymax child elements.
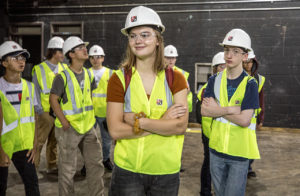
<box><xmin>90</xmin><ymin>67</ymin><xmax>113</xmax><ymax>117</ymax></box>
<box><xmin>258</xmin><ymin>74</ymin><xmax>265</xmax><ymax>93</ymax></box>
<box><xmin>124</xmin><ymin>69</ymin><xmax>173</xmax><ymax>112</ymax></box>
<box><xmin>54</xmin><ymin>68</ymin><xmax>95</xmax><ymax>134</ymax></box>
<box><xmin>210</xmin><ymin>69</ymin><xmax>260</xmax><ymax>159</ymax></box>
<box><xmin>61</xmin><ymin>70</ymin><xmax>94</xmax><ymax>115</ymax></box>
<box><xmin>114</xmin><ymin>68</ymin><xmax>184</xmax><ymax>175</ymax></box>
<box><xmin>0</xmin><ymin>79</ymin><xmax>35</xmax><ymax>158</ymax></box>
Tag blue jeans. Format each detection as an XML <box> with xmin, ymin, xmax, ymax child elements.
<box><xmin>200</xmin><ymin>133</ymin><xmax>212</xmax><ymax>196</ymax></box>
<box><xmin>95</xmin><ymin>117</ymin><xmax>112</xmax><ymax>161</ymax></box>
<box><xmin>210</xmin><ymin>151</ymin><xmax>249</xmax><ymax>196</ymax></box>
<box><xmin>109</xmin><ymin>165</ymin><xmax>180</xmax><ymax>196</ymax></box>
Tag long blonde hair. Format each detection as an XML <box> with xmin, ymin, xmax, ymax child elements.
<box><xmin>120</xmin><ymin>29</ymin><xmax>166</xmax><ymax>74</ymax></box>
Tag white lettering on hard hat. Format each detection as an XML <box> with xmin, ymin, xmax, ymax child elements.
<box><xmin>131</xmin><ymin>16</ymin><xmax>137</xmax><ymax>22</ymax></box>
<box><xmin>228</xmin><ymin>36</ymin><xmax>233</xmax><ymax>41</ymax></box>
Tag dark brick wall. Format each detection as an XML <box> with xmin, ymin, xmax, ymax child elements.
<box><xmin>3</xmin><ymin>0</ymin><xmax>300</xmax><ymax>128</ymax></box>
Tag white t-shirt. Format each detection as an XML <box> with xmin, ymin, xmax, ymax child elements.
<box><xmin>92</xmin><ymin>67</ymin><xmax>106</xmax><ymax>87</ymax></box>
<box><xmin>0</xmin><ymin>77</ymin><xmax>38</xmax><ymax>114</ymax></box>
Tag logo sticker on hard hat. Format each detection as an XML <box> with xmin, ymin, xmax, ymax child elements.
<box><xmin>228</xmin><ymin>36</ymin><xmax>233</xmax><ymax>41</ymax></box>
<box><xmin>94</xmin><ymin>49</ymin><xmax>97</xmax><ymax>53</ymax></box>
<box><xmin>170</xmin><ymin>51</ymin><xmax>173</xmax><ymax>54</ymax></box>
<box><xmin>12</xmin><ymin>45</ymin><xmax>17</xmax><ymax>49</ymax></box>
<box><xmin>131</xmin><ymin>16</ymin><xmax>137</xmax><ymax>22</ymax></box>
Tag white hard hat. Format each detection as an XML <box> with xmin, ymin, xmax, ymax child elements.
<box><xmin>63</xmin><ymin>36</ymin><xmax>89</xmax><ymax>56</ymax></box>
<box><xmin>220</xmin><ymin>29</ymin><xmax>251</xmax><ymax>51</ymax></box>
<box><xmin>0</xmin><ymin>41</ymin><xmax>30</xmax><ymax>60</ymax></box>
<box><xmin>212</xmin><ymin>52</ymin><xmax>225</xmax><ymax>67</ymax></box>
<box><xmin>164</xmin><ymin>45</ymin><xmax>178</xmax><ymax>57</ymax></box>
<box><xmin>121</xmin><ymin>6</ymin><xmax>165</xmax><ymax>35</ymax></box>
<box><xmin>47</xmin><ymin>36</ymin><xmax>64</xmax><ymax>49</ymax></box>
<box><xmin>89</xmin><ymin>45</ymin><xmax>105</xmax><ymax>56</ymax></box>
<box><xmin>248</xmin><ymin>49</ymin><xmax>255</xmax><ymax>60</ymax></box>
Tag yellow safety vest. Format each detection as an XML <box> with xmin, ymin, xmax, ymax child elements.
<box><xmin>256</xmin><ymin>74</ymin><xmax>265</xmax><ymax>115</ymax></box>
<box><xmin>89</xmin><ymin>67</ymin><xmax>113</xmax><ymax>117</ymax></box>
<box><xmin>197</xmin><ymin>83</ymin><xmax>212</xmax><ymax>138</ymax></box>
<box><xmin>173</xmin><ymin>66</ymin><xmax>193</xmax><ymax>112</ymax></box>
<box><xmin>114</xmin><ymin>67</ymin><xmax>184</xmax><ymax>175</ymax></box>
<box><xmin>54</xmin><ymin>67</ymin><xmax>95</xmax><ymax>134</ymax></box>
<box><xmin>32</xmin><ymin>61</ymin><xmax>68</xmax><ymax>112</ymax></box>
<box><xmin>0</xmin><ymin>79</ymin><xmax>35</xmax><ymax>158</ymax></box>
<box><xmin>209</xmin><ymin>69</ymin><xmax>260</xmax><ymax>159</ymax></box>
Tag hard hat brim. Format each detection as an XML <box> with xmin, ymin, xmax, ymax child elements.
<box><xmin>121</xmin><ymin>24</ymin><xmax>165</xmax><ymax>36</ymax></box>
<box><xmin>3</xmin><ymin>50</ymin><xmax>30</xmax><ymax>60</ymax></box>
<box><xmin>219</xmin><ymin>43</ymin><xmax>251</xmax><ymax>51</ymax></box>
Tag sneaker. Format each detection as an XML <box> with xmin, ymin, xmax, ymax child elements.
<box><xmin>81</xmin><ymin>166</ymin><xmax>86</xmax><ymax>177</ymax></box>
<box><xmin>248</xmin><ymin>171</ymin><xmax>256</xmax><ymax>178</ymax></box>
<box><xmin>103</xmin><ymin>158</ymin><xmax>113</xmax><ymax>171</ymax></box>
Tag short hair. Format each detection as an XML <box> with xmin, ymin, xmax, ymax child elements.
<box><xmin>46</xmin><ymin>49</ymin><xmax>62</xmax><ymax>60</ymax></box>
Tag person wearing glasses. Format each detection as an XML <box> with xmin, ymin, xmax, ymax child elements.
<box><xmin>106</xmin><ymin>6</ymin><xmax>189</xmax><ymax>196</ymax></box>
<box><xmin>31</xmin><ymin>36</ymin><xmax>68</xmax><ymax>176</ymax></box>
<box><xmin>0</xmin><ymin>41</ymin><xmax>40</xmax><ymax>196</ymax></box>
<box><xmin>201</xmin><ymin>29</ymin><xmax>260</xmax><ymax>196</ymax></box>
<box><xmin>49</xmin><ymin>36</ymin><xmax>104</xmax><ymax>196</ymax></box>
<box><xmin>196</xmin><ymin>52</ymin><xmax>226</xmax><ymax>196</ymax></box>
<box><xmin>243</xmin><ymin>49</ymin><xmax>265</xmax><ymax>178</ymax></box>
<box><xmin>80</xmin><ymin>45</ymin><xmax>114</xmax><ymax>176</ymax></box>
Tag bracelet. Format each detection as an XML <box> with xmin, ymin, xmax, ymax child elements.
<box><xmin>133</xmin><ymin>112</ymin><xmax>146</xmax><ymax>134</ymax></box>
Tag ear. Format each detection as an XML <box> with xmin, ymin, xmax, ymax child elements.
<box><xmin>2</xmin><ymin>60</ymin><xmax>8</xmax><ymax>68</ymax></box>
<box><xmin>69</xmin><ymin>52</ymin><xmax>75</xmax><ymax>59</ymax></box>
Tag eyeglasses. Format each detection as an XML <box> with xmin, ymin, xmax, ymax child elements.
<box><xmin>224</xmin><ymin>48</ymin><xmax>246</xmax><ymax>56</ymax></box>
<box><xmin>128</xmin><ymin>32</ymin><xmax>156</xmax><ymax>42</ymax></box>
<box><xmin>9</xmin><ymin>56</ymin><xmax>26</xmax><ymax>62</ymax></box>
<box><xmin>91</xmin><ymin>55</ymin><xmax>103</xmax><ymax>60</ymax></box>
<box><xmin>73</xmin><ymin>45</ymin><xmax>87</xmax><ymax>52</ymax></box>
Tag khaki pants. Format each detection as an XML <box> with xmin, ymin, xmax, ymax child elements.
<box><xmin>34</xmin><ymin>112</ymin><xmax>57</xmax><ymax>169</ymax></box>
<box><xmin>55</xmin><ymin>126</ymin><xmax>104</xmax><ymax>196</ymax></box>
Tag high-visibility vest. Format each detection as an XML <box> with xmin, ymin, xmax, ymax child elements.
<box><xmin>257</xmin><ymin>74</ymin><xmax>265</xmax><ymax>115</ymax></box>
<box><xmin>0</xmin><ymin>79</ymin><xmax>35</xmax><ymax>158</ymax></box>
<box><xmin>114</xmin><ymin>67</ymin><xmax>184</xmax><ymax>175</ymax></box>
<box><xmin>173</xmin><ymin>66</ymin><xmax>193</xmax><ymax>112</ymax></box>
<box><xmin>209</xmin><ymin>69</ymin><xmax>260</xmax><ymax>159</ymax></box>
<box><xmin>32</xmin><ymin>61</ymin><xmax>68</xmax><ymax>112</ymax></box>
<box><xmin>197</xmin><ymin>83</ymin><xmax>212</xmax><ymax>138</ymax></box>
<box><xmin>89</xmin><ymin>67</ymin><xmax>113</xmax><ymax>117</ymax></box>
<box><xmin>54</xmin><ymin>67</ymin><xmax>95</xmax><ymax>134</ymax></box>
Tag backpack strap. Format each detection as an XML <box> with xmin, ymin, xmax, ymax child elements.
<box><xmin>124</xmin><ymin>67</ymin><xmax>132</xmax><ymax>93</ymax></box>
<box><xmin>124</xmin><ymin>67</ymin><xmax>174</xmax><ymax>93</ymax></box>
<box><xmin>165</xmin><ymin>67</ymin><xmax>174</xmax><ymax>89</ymax></box>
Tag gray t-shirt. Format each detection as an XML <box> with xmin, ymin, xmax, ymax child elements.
<box><xmin>50</xmin><ymin>69</ymin><xmax>96</xmax><ymax>104</ymax></box>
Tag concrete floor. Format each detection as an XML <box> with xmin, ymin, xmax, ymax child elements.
<box><xmin>5</xmin><ymin>127</ymin><xmax>300</xmax><ymax>196</ymax></box>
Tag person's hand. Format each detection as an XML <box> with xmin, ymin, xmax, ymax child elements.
<box><xmin>124</xmin><ymin>112</ymin><xmax>135</xmax><ymax>126</ymax></box>
<box><xmin>26</xmin><ymin>148</ymin><xmax>36</xmax><ymax>164</ymax></box>
<box><xmin>162</xmin><ymin>104</ymin><xmax>187</xmax><ymax>120</ymax></box>
<box><xmin>227</xmin><ymin>106</ymin><xmax>241</xmax><ymax>115</ymax></box>
<box><xmin>0</xmin><ymin>147</ymin><xmax>10</xmax><ymax>167</ymax></box>
<box><xmin>202</xmin><ymin>97</ymin><xmax>219</xmax><ymax>108</ymax></box>
<box><xmin>256</xmin><ymin>123</ymin><xmax>263</xmax><ymax>130</ymax></box>
<box><xmin>62</xmin><ymin>120</ymin><xmax>70</xmax><ymax>131</ymax></box>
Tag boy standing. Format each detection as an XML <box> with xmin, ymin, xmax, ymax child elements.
<box><xmin>201</xmin><ymin>29</ymin><xmax>260</xmax><ymax>196</ymax></box>
<box><xmin>0</xmin><ymin>41</ymin><xmax>40</xmax><ymax>195</ymax></box>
